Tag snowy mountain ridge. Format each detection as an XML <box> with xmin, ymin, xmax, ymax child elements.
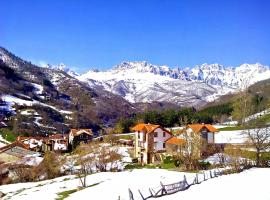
<box><xmin>42</xmin><ymin>63</ymin><xmax>79</xmax><ymax>77</ymax></box>
<box><xmin>76</xmin><ymin>61</ymin><xmax>270</xmax><ymax>106</ymax></box>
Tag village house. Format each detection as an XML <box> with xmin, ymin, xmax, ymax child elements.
<box><xmin>17</xmin><ymin>134</ymin><xmax>69</xmax><ymax>152</ymax></box>
<box><xmin>166</xmin><ymin>124</ymin><xmax>219</xmax><ymax>156</ymax></box>
<box><xmin>132</xmin><ymin>123</ymin><xmax>172</xmax><ymax>164</ymax></box>
<box><xmin>0</xmin><ymin>141</ymin><xmax>37</xmax><ymax>163</ymax></box>
<box><xmin>44</xmin><ymin>134</ymin><xmax>69</xmax><ymax>152</ymax></box>
<box><xmin>133</xmin><ymin>123</ymin><xmax>219</xmax><ymax>164</ymax></box>
<box><xmin>69</xmin><ymin>129</ymin><xmax>93</xmax><ymax>148</ymax></box>
<box><xmin>16</xmin><ymin>136</ymin><xmax>44</xmax><ymax>152</ymax></box>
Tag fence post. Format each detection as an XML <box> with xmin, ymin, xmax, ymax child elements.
<box><xmin>138</xmin><ymin>189</ymin><xmax>145</xmax><ymax>200</ymax></box>
<box><xmin>210</xmin><ymin>170</ymin><xmax>212</xmax><ymax>178</ymax></box>
<box><xmin>128</xmin><ymin>188</ymin><xmax>134</xmax><ymax>200</ymax></box>
<box><xmin>203</xmin><ymin>171</ymin><xmax>206</xmax><ymax>181</ymax></box>
<box><xmin>149</xmin><ymin>188</ymin><xmax>153</xmax><ymax>197</ymax></box>
<box><xmin>160</xmin><ymin>181</ymin><xmax>167</xmax><ymax>195</ymax></box>
<box><xmin>183</xmin><ymin>175</ymin><xmax>188</xmax><ymax>186</ymax></box>
<box><xmin>196</xmin><ymin>173</ymin><xmax>199</xmax><ymax>184</ymax></box>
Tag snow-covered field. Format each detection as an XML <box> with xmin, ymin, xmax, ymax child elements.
<box><xmin>159</xmin><ymin>168</ymin><xmax>270</xmax><ymax>200</ymax></box>
<box><xmin>215</xmin><ymin>130</ymin><xmax>246</xmax><ymax>144</ymax></box>
<box><xmin>0</xmin><ymin>168</ymin><xmax>269</xmax><ymax>200</ymax></box>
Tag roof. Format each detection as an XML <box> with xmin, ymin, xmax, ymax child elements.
<box><xmin>0</xmin><ymin>141</ymin><xmax>30</xmax><ymax>153</ymax></box>
<box><xmin>17</xmin><ymin>136</ymin><xmax>44</xmax><ymax>141</ymax></box>
<box><xmin>48</xmin><ymin>134</ymin><xmax>68</xmax><ymax>140</ymax></box>
<box><xmin>70</xmin><ymin>129</ymin><xmax>93</xmax><ymax>137</ymax></box>
<box><xmin>187</xmin><ymin>124</ymin><xmax>218</xmax><ymax>133</ymax></box>
<box><xmin>165</xmin><ymin>137</ymin><xmax>186</xmax><ymax>145</ymax></box>
<box><xmin>131</xmin><ymin>123</ymin><xmax>171</xmax><ymax>135</ymax></box>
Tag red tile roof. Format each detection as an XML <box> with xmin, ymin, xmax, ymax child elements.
<box><xmin>16</xmin><ymin>136</ymin><xmax>44</xmax><ymax>141</ymax></box>
<box><xmin>187</xmin><ymin>124</ymin><xmax>218</xmax><ymax>133</ymax></box>
<box><xmin>166</xmin><ymin>137</ymin><xmax>186</xmax><ymax>145</ymax></box>
<box><xmin>131</xmin><ymin>123</ymin><xmax>171</xmax><ymax>135</ymax></box>
<box><xmin>48</xmin><ymin>134</ymin><xmax>68</xmax><ymax>140</ymax></box>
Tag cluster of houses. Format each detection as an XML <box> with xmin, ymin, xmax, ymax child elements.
<box><xmin>0</xmin><ymin>129</ymin><xmax>93</xmax><ymax>163</ymax></box>
<box><xmin>0</xmin><ymin>122</ymin><xmax>219</xmax><ymax>165</ymax></box>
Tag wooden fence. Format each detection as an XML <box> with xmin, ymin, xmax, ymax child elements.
<box><xmin>128</xmin><ymin>168</ymin><xmax>226</xmax><ymax>200</ymax></box>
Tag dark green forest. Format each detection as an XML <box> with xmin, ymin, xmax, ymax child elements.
<box><xmin>115</xmin><ymin>103</ymin><xmax>233</xmax><ymax>133</ymax></box>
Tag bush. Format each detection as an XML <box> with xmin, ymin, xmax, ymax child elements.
<box><xmin>12</xmin><ymin>164</ymin><xmax>35</xmax><ymax>182</ymax></box>
<box><xmin>174</xmin><ymin>159</ymin><xmax>181</xmax><ymax>167</ymax></box>
<box><xmin>132</xmin><ymin>158</ymin><xmax>138</xmax><ymax>163</ymax></box>
<box><xmin>163</xmin><ymin>156</ymin><xmax>173</xmax><ymax>164</ymax></box>
<box><xmin>198</xmin><ymin>161</ymin><xmax>211</xmax><ymax>170</ymax></box>
<box><xmin>124</xmin><ymin>163</ymin><xmax>143</xmax><ymax>170</ymax></box>
<box><xmin>34</xmin><ymin>151</ymin><xmax>62</xmax><ymax>180</ymax></box>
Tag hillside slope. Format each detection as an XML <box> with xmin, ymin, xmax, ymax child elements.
<box><xmin>0</xmin><ymin>47</ymin><xmax>135</xmax><ymax>134</ymax></box>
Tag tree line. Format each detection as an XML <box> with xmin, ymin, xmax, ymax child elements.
<box><xmin>114</xmin><ymin>103</ymin><xmax>233</xmax><ymax>133</ymax></box>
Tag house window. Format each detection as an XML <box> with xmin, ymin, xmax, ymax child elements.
<box><xmin>154</xmin><ymin>132</ymin><xmax>158</xmax><ymax>137</ymax></box>
<box><xmin>163</xmin><ymin>132</ymin><xmax>166</xmax><ymax>137</ymax></box>
<box><xmin>163</xmin><ymin>143</ymin><xmax>166</xmax><ymax>148</ymax></box>
<box><xmin>154</xmin><ymin>142</ymin><xmax>158</xmax><ymax>149</ymax></box>
<box><xmin>138</xmin><ymin>132</ymin><xmax>140</xmax><ymax>139</ymax></box>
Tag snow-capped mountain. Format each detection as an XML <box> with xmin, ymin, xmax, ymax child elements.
<box><xmin>182</xmin><ymin>63</ymin><xmax>270</xmax><ymax>88</ymax></box>
<box><xmin>42</xmin><ymin>63</ymin><xmax>79</xmax><ymax>77</ymax></box>
<box><xmin>78</xmin><ymin>61</ymin><xmax>270</xmax><ymax>106</ymax></box>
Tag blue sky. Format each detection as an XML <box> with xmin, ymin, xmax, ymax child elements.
<box><xmin>1</xmin><ymin>0</ymin><xmax>270</xmax><ymax>73</ymax></box>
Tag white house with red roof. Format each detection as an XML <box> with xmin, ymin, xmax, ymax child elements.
<box><xmin>132</xmin><ymin>123</ymin><xmax>172</xmax><ymax>164</ymax></box>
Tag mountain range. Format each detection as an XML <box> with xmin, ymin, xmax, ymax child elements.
<box><xmin>1</xmin><ymin>46</ymin><xmax>270</xmax><ymax>133</ymax></box>
<box><xmin>58</xmin><ymin>61</ymin><xmax>270</xmax><ymax>107</ymax></box>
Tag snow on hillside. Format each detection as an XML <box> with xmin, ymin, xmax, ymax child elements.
<box><xmin>244</xmin><ymin>108</ymin><xmax>270</xmax><ymax>122</ymax></box>
<box><xmin>41</xmin><ymin>63</ymin><xmax>79</xmax><ymax>77</ymax></box>
<box><xmin>0</xmin><ymin>95</ymin><xmax>72</xmax><ymax>115</ymax></box>
<box><xmin>0</xmin><ymin>168</ymin><xmax>269</xmax><ymax>200</ymax></box>
<box><xmin>215</xmin><ymin>127</ymin><xmax>270</xmax><ymax>146</ymax></box>
<box><xmin>77</xmin><ymin>61</ymin><xmax>270</xmax><ymax>106</ymax></box>
<box><xmin>30</xmin><ymin>83</ymin><xmax>44</xmax><ymax>96</ymax></box>
<box><xmin>215</xmin><ymin>130</ymin><xmax>246</xmax><ymax>144</ymax></box>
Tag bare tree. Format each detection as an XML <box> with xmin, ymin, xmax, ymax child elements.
<box><xmin>105</xmin><ymin>130</ymin><xmax>118</xmax><ymax>146</ymax></box>
<box><xmin>108</xmin><ymin>148</ymin><xmax>123</xmax><ymax>172</ymax></box>
<box><xmin>35</xmin><ymin>151</ymin><xmax>63</xmax><ymax>180</ymax></box>
<box><xmin>232</xmin><ymin>90</ymin><xmax>253</xmax><ymax>124</ymax></box>
<box><xmin>179</xmin><ymin>127</ymin><xmax>203</xmax><ymax>170</ymax></box>
<box><xmin>242</xmin><ymin>124</ymin><xmax>270</xmax><ymax>166</ymax></box>
<box><xmin>73</xmin><ymin>142</ymin><xmax>123</xmax><ymax>187</ymax></box>
<box><xmin>12</xmin><ymin>164</ymin><xmax>34</xmax><ymax>182</ymax></box>
<box><xmin>224</xmin><ymin>145</ymin><xmax>243</xmax><ymax>172</ymax></box>
<box><xmin>74</xmin><ymin>143</ymin><xmax>96</xmax><ymax>187</ymax></box>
